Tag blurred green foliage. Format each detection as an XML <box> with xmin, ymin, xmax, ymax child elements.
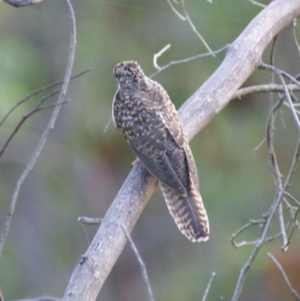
<box><xmin>0</xmin><ymin>0</ymin><xmax>299</xmax><ymax>300</ymax></box>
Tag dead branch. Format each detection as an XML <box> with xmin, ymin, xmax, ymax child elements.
<box><xmin>150</xmin><ymin>45</ymin><xmax>227</xmax><ymax>78</ymax></box>
<box><xmin>201</xmin><ymin>272</ymin><xmax>216</xmax><ymax>301</ymax></box>
<box><xmin>122</xmin><ymin>226</ymin><xmax>156</xmax><ymax>301</ymax></box>
<box><xmin>0</xmin><ymin>0</ymin><xmax>76</xmax><ymax>258</ymax></box>
<box><xmin>232</xmin><ymin>84</ymin><xmax>300</xmax><ymax>99</ymax></box>
<box><xmin>268</xmin><ymin>252</ymin><xmax>300</xmax><ymax>301</ymax></box>
<box><xmin>2</xmin><ymin>0</ymin><xmax>43</xmax><ymax>7</ymax></box>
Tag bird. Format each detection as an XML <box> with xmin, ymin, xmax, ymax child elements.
<box><xmin>112</xmin><ymin>61</ymin><xmax>209</xmax><ymax>242</ymax></box>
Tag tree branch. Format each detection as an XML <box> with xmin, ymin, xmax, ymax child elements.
<box><xmin>268</xmin><ymin>253</ymin><xmax>300</xmax><ymax>301</ymax></box>
<box><xmin>62</xmin><ymin>1</ymin><xmax>300</xmax><ymax>301</ymax></box>
<box><xmin>2</xmin><ymin>0</ymin><xmax>43</xmax><ymax>7</ymax></box>
<box><xmin>122</xmin><ymin>226</ymin><xmax>156</xmax><ymax>301</ymax></box>
<box><xmin>0</xmin><ymin>0</ymin><xmax>76</xmax><ymax>258</ymax></box>
<box><xmin>232</xmin><ymin>84</ymin><xmax>300</xmax><ymax>100</ymax></box>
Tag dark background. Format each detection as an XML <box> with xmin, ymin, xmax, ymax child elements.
<box><xmin>0</xmin><ymin>0</ymin><xmax>299</xmax><ymax>300</ymax></box>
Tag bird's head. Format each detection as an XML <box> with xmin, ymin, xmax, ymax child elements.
<box><xmin>113</xmin><ymin>61</ymin><xmax>145</xmax><ymax>87</ymax></box>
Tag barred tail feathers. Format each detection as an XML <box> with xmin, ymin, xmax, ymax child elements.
<box><xmin>160</xmin><ymin>181</ymin><xmax>209</xmax><ymax>242</ymax></box>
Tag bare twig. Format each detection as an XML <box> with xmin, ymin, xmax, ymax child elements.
<box><xmin>2</xmin><ymin>0</ymin><xmax>43</xmax><ymax>7</ymax></box>
<box><xmin>11</xmin><ymin>297</ymin><xmax>60</xmax><ymax>301</ymax></box>
<box><xmin>253</xmin><ymin>137</ymin><xmax>266</xmax><ymax>154</ymax></box>
<box><xmin>153</xmin><ymin>44</ymin><xmax>171</xmax><ymax>70</ymax></box>
<box><xmin>231</xmin><ymin>217</ymin><xmax>294</xmax><ymax>248</ymax></box>
<box><xmin>78</xmin><ymin>216</ymin><xmax>102</xmax><ymax>225</ymax></box>
<box><xmin>283</xmin><ymin>207</ymin><xmax>300</xmax><ymax>250</ymax></box>
<box><xmin>284</xmin><ymin>191</ymin><xmax>300</xmax><ymax>206</ymax></box>
<box><xmin>248</xmin><ymin>0</ymin><xmax>266</xmax><ymax>8</ymax></box>
<box><xmin>231</xmin><ymin>197</ymin><xmax>286</xmax><ymax>299</ymax></box>
<box><xmin>0</xmin><ymin>91</ymin><xmax>66</xmax><ymax>158</ymax></box>
<box><xmin>278</xmin><ymin>203</ymin><xmax>288</xmax><ymax>251</ymax></box>
<box><xmin>122</xmin><ymin>226</ymin><xmax>156</xmax><ymax>301</ymax></box>
<box><xmin>166</xmin><ymin>0</ymin><xmax>186</xmax><ymax>20</ymax></box>
<box><xmin>292</xmin><ymin>19</ymin><xmax>300</xmax><ymax>57</ymax></box>
<box><xmin>150</xmin><ymin>45</ymin><xmax>228</xmax><ymax>78</ymax></box>
<box><xmin>104</xmin><ymin>118</ymin><xmax>112</xmax><ymax>132</ymax></box>
<box><xmin>0</xmin><ymin>69</ymin><xmax>91</xmax><ymax>127</ymax></box>
<box><xmin>260</xmin><ymin>63</ymin><xmax>300</xmax><ymax>133</ymax></box>
<box><xmin>231</xmin><ymin>219</ymin><xmax>265</xmax><ymax>248</ymax></box>
<box><xmin>284</xmin><ymin>137</ymin><xmax>300</xmax><ymax>195</ymax></box>
<box><xmin>201</xmin><ymin>272</ymin><xmax>216</xmax><ymax>301</ymax></box>
<box><xmin>0</xmin><ymin>0</ymin><xmax>76</xmax><ymax>259</ymax></box>
<box><xmin>166</xmin><ymin>0</ymin><xmax>213</xmax><ymax>53</ymax></box>
<box><xmin>180</xmin><ymin>0</ymin><xmax>213</xmax><ymax>54</ymax></box>
<box><xmin>268</xmin><ymin>253</ymin><xmax>300</xmax><ymax>301</ymax></box>
<box><xmin>232</xmin><ymin>84</ymin><xmax>300</xmax><ymax>100</ymax></box>
<box><xmin>272</xmin><ymin>69</ymin><xmax>300</xmax><ymax>87</ymax></box>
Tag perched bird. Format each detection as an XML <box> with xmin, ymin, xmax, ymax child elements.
<box><xmin>112</xmin><ymin>61</ymin><xmax>209</xmax><ymax>242</ymax></box>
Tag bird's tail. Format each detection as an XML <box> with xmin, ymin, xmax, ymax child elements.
<box><xmin>160</xmin><ymin>181</ymin><xmax>209</xmax><ymax>242</ymax></box>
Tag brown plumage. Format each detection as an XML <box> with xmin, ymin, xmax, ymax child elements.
<box><xmin>112</xmin><ymin>61</ymin><xmax>209</xmax><ymax>242</ymax></box>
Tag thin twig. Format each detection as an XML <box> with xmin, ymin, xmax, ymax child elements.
<box><xmin>254</xmin><ymin>89</ymin><xmax>291</xmax><ymax>161</ymax></box>
<box><xmin>0</xmin><ymin>69</ymin><xmax>91</xmax><ymax>127</ymax></box>
<box><xmin>284</xmin><ymin>137</ymin><xmax>300</xmax><ymax>193</ymax></box>
<box><xmin>104</xmin><ymin>118</ymin><xmax>112</xmax><ymax>133</ymax></box>
<box><xmin>150</xmin><ymin>45</ymin><xmax>228</xmax><ymax>78</ymax></box>
<box><xmin>0</xmin><ymin>90</ymin><xmax>62</xmax><ymax>158</ymax></box>
<box><xmin>153</xmin><ymin>44</ymin><xmax>171</xmax><ymax>70</ymax></box>
<box><xmin>248</xmin><ymin>0</ymin><xmax>266</xmax><ymax>8</ymax></box>
<box><xmin>232</xmin><ymin>84</ymin><xmax>300</xmax><ymax>100</ymax></box>
<box><xmin>122</xmin><ymin>226</ymin><xmax>156</xmax><ymax>301</ymax></box>
<box><xmin>231</xmin><ymin>218</ymin><xmax>292</xmax><ymax>248</ymax></box>
<box><xmin>278</xmin><ymin>203</ymin><xmax>288</xmax><ymax>251</ymax></box>
<box><xmin>292</xmin><ymin>19</ymin><xmax>300</xmax><ymax>57</ymax></box>
<box><xmin>180</xmin><ymin>0</ymin><xmax>213</xmax><ymax>54</ymax></box>
<box><xmin>3</xmin><ymin>0</ymin><xmax>43</xmax><ymax>7</ymax></box>
<box><xmin>166</xmin><ymin>0</ymin><xmax>213</xmax><ymax>53</ymax></box>
<box><xmin>261</xmin><ymin>63</ymin><xmax>300</xmax><ymax>132</ymax></box>
<box><xmin>266</xmin><ymin>44</ymin><xmax>289</xmax><ymax>249</ymax></box>
<box><xmin>230</xmin><ymin>219</ymin><xmax>265</xmax><ymax>248</ymax></box>
<box><xmin>78</xmin><ymin>216</ymin><xmax>103</xmax><ymax>225</ymax></box>
<box><xmin>283</xmin><ymin>207</ymin><xmax>300</xmax><ymax>250</ymax></box>
<box><xmin>231</xmin><ymin>197</ymin><xmax>285</xmax><ymax>300</ymax></box>
<box><xmin>284</xmin><ymin>191</ymin><xmax>300</xmax><ymax>206</ymax></box>
<box><xmin>201</xmin><ymin>272</ymin><xmax>216</xmax><ymax>301</ymax></box>
<box><xmin>11</xmin><ymin>297</ymin><xmax>60</xmax><ymax>301</ymax></box>
<box><xmin>253</xmin><ymin>137</ymin><xmax>266</xmax><ymax>154</ymax></box>
<box><xmin>166</xmin><ymin>0</ymin><xmax>186</xmax><ymax>20</ymax></box>
<box><xmin>268</xmin><ymin>252</ymin><xmax>300</xmax><ymax>301</ymax></box>
<box><xmin>0</xmin><ymin>0</ymin><xmax>77</xmax><ymax>259</ymax></box>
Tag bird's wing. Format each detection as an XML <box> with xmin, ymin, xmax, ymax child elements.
<box><xmin>160</xmin><ymin>105</ymin><xmax>200</xmax><ymax>190</ymax></box>
<box><xmin>128</xmin><ymin>127</ymin><xmax>187</xmax><ymax>196</ymax></box>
